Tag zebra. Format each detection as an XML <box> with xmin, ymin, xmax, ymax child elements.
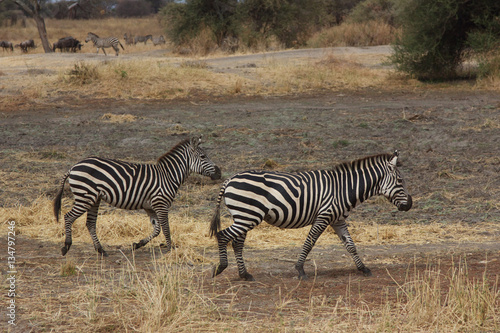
<box><xmin>85</xmin><ymin>32</ymin><xmax>124</xmax><ymax>56</ymax></box>
<box><xmin>123</xmin><ymin>33</ymin><xmax>135</xmax><ymax>45</ymax></box>
<box><xmin>54</xmin><ymin>137</ymin><xmax>221</xmax><ymax>257</ymax></box>
<box><xmin>152</xmin><ymin>35</ymin><xmax>166</xmax><ymax>46</ymax></box>
<box><xmin>134</xmin><ymin>34</ymin><xmax>152</xmax><ymax>45</ymax></box>
<box><xmin>210</xmin><ymin>151</ymin><xmax>412</xmax><ymax>281</ymax></box>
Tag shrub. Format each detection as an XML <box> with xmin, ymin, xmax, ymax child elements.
<box><xmin>160</xmin><ymin>0</ymin><xmax>238</xmax><ymax>47</ymax></box>
<box><xmin>391</xmin><ymin>0</ymin><xmax>500</xmax><ymax>80</ymax></box>
<box><xmin>66</xmin><ymin>62</ymin><xmax>100</xmax><ymax>85</ymax></box>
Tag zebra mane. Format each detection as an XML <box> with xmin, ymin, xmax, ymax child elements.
<box><xmin>333</xmin><ymin>153</ymin><xmax>393</xmax><ymax>171</ymax></box>
<box><xmin>88</xmin><ymin>32</ymin><xmax>99</xmax><ymax>38</ymax></box>
<box><xmin>156</xmin><ymin>139</ymin><xmax>191</xmax><ymax>164</ymax></box>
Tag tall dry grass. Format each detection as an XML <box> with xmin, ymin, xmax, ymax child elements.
<box><xmin>307</xmin><ymin>20</ymin><xmax>397</xmax><ymax>48</ymax></box>
<box><xmin>1</xmin><ymin>52</ymin><xmax>391</xmax><ymax>105</ymax></box>
<box><xmin>9</xmin><ymin>216</ymin><xmax>499</xmax><ymax>333</ymax></box>
<box><xmin>4</xmin><ymin>195</ymin><xmax>500</xmax><ymax>256</ymax></box>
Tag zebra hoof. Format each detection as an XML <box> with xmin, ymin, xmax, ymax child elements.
<box><xmin>61</xmin><ymin>242</ymin><xmax>71</xmax><ymax>256</ymax></box>
<box><xmin>240</xmin><ymin>272</ymin><xmax>255</xmax><ymax>281</ymax></box>
<box><xmin>212</xmin><ymin>264</ymin><xmax>227</xmax><ymax>278</ymax></box>
<box><xmin>298</xmin><ymin>273</ymin><xmax>309</xmax><ymax>280</ymax></box>
<box><xmin>159</xmin><ymin>243</ymin><xmax>174</xmax><ymax>251</ymax></box>
<box><xmin>361</xmin><ymin>267</ymin><xmax>372</xmax><ymax>277</ymax></box>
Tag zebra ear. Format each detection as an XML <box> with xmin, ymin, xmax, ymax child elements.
<box><xmin>190</xmin><ymin>136</ymin><xmax>201</xmax><ymax>148</ymax></box>
<box><xmin>389</xmin><ymin>150</ymin><xmax>399</xmax><ymax>168</ymax></box>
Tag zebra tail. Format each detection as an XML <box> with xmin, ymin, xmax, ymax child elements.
<box><xmin>209</xmin><ymin>178</ymin><xmax>230</xmax><ymax>238</ymax></box>
<box><xmin>53</xmin><ymin>171</ymin><xmax>70</xmax><ymax>223</ymax></box>
<box><xmin>119</xmin><ymin>41</ymin><xmax>124</xmax><ymax>50</ymax></box>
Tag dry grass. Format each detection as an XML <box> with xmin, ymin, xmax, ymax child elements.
<box><xmin>5</xmin><ymin>194</ymin><xmax>498</xmax><ymax>333</ymax></box>
<box><xmin>308</xmin><ymin>20</ymin><xmax>397</xmax><ymax>48</ymax></box>
<box><xmin>4</xmin><ymin>195</ymin><xmax>499</xmax><ymax>257</ymax></box>
<box><xmin>0</xmin><ymin>52</ymin><xmax>393</xmax><ymax>106</ymax></box>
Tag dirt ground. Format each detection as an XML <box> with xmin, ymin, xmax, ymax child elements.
<box><xmin>0</xmin><ymin>47</ymin><xmax>499</xmax><ymax>331</ymax></box>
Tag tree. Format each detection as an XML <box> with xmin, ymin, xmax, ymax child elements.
<box><xmin>161</xmin><ymin>0</ymin><xmax>238</xmax><ymax>46</ymax></box>
<box><xmin>391</xmin><ymin>0</ymin><xmax>500</xmax><ymax>80</ymax></box>
<box><xmin>0</xmin><ymin>0</ymin><xmax>53</xmax><ymax>53</ymax></box>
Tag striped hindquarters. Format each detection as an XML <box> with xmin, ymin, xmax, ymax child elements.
<box><xmin>222</xmin><ymin>170</ymin><xmax>331</xmax><ymax>229</ymax></box>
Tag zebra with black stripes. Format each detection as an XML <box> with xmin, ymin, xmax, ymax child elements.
<box><xmin>134</xmin><ymin>34</ymin><xmax>152</xmax><ymax>45</ymax></box>
<box><xmin>54</xmin><ymin>137</ymin><xmax>221</xmax><ymax>257</ymax></box>
<box><xmin>210</xmin><ymin>151</ymin><xmax>412</xmax><ymax>281</ymax></box>
<box><xmin>85</xmin><ymin>32</ymin><xmax>124</xmax><ymax>56</ymax></box>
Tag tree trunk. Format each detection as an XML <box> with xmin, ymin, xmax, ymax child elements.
<box><xmin>33</xmin><ymin>11</ymin><xmax>52</xmax><ymax>53</ymax></box>
<box><xmin>11</xmin><ymin>0</ymin><xmax>53</xmax><ymax>53</ymax></box>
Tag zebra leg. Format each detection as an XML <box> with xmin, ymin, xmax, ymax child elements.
<box><xmin>132</xmin><ymin>212</ymin><xmax>162</xmax><ymax>250</ymax></box>
<box><xmin>157</xmin><ymin>210</ymin><xmax>174</xmax><ymax>251</ymax></box>
<box><xmin>212</xmin><ymin>229</ymin><xmax>231</xmax><ymax>278</ymax></box>
<box><xmin>295</xmin><ymin>221</ymin><xmax>329</xmax><ymax>280</ymax></box>
<box><xmin>85</xmin><ymin>199</ymin><xmax>108</xmax><ymax>257</ymax></box>
<box><xmin>102</xmin><ymin>47</ymin><xmax>107</xmax><ymax>56</ymax></box>
<box><xmin>231</xmin><ymin>233</ymin><xmax>254</xmax><ymax>281</ymax></box>
<box><xmin>113</xmin><ymin>45</ymin><xmax>119</xmax><ymax>56</ymax></box>
<box><xmin>331</xmin><ymin>221</ymin><xmax>372</xmax><ymax>276</ymax></box>
<box><xmin>61</xmin><ymin>202</ymin><xmax>91</xmax><ymax>256</ymax></box>
<box><xmin>145</xmin><ymin>209</ymin><xmax>158</xmax><ymax>227</ymax></box>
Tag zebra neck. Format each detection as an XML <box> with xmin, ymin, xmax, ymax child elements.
<box><xmin>157</xmin><ymin>148</ymin><xmax>190</xmax><ymax>188</ymax></box>
<box><xmin>334</xmin><ymin>160</ymin><xmax>383</xmax><ymax>210</ymax></box>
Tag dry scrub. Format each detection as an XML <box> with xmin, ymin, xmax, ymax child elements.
<box><xmin>4</xmin><ymin>195</ymin><xmax>500</xmax><ymax>252</ymax></box>
<box><xmin>2</xmin><ymin>196</ymin><xmax>499</xmax><ymax>332</ymax></box>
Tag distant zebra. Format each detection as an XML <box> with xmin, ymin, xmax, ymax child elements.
<box><xmin>152</xmin><ymin>35</ymin><xmax>166</xmax><ymax>46</ymax></box>
<box><xmin>134</xmin><ymin>34</ymin><xmax>152</xmax><ymax>45</ymax></box>
<box><xmin>85</xmin><ymin>32</ymin><xmax>124</xmax><ymax>56</ymax></box>
<box><xmin>210</xmin><ymin>151</ymin><xmax>412</xmax><ymax>281</ymax></box>
<box><xmin>54</xmin><ymin>137</ymin><xmax>221</xmax><ymax>257</ymax></box>
<box><xmin>123</xmin><ymin>33</ymin><xmax>135</xmax><ymax>45</ymax></box>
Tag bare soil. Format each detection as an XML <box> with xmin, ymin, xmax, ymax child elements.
<box><xmin>0</xmin><ymin>47</ymin><xmax>499</xmax><ymax>331</ymax></box>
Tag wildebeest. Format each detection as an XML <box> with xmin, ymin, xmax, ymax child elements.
<box><xmin>16</xmin><ymin>39</ymin><xmax>35</xmax><ymax>53</ymax></box>
<box><xmin>0</xmin><ymin>41</ymin><xmax>14</xmax><ymax>51</ymax></box>
<box><xmin>53</xmin><ymin>37</ymin><xmax>82</xmax><ymax>52</ymax></box>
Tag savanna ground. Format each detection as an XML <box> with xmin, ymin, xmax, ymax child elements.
<box><xmin>0</xmin><ymin>18</ymin><xmax>499</xmax><ymax>332</ymax></box>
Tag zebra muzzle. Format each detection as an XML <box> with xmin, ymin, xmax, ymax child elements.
<box><xmin>398</xmin><ymin>194</ymin><xmax>413</xmax><ymax>211</ymax></box>
<box><xmin>211</xmin><ymin>166</ymin><xmax>222</xmax><ymax>180</ymax></box>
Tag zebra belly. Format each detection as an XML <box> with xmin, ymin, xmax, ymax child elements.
<box><xmin>225</xmin><ymin>171</ymin><xmax>328</xmax><ymax>229</ymax></box>
<box><xmin>225</xmin><ymin>190</ymin><xmax>319</xmax><ymax>229</ymax></box>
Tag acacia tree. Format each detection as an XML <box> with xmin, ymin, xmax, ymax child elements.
<box><xmin>0</xmin><ymin>0</ymin><xmax>53</xmax><ymax>53</ymax></box>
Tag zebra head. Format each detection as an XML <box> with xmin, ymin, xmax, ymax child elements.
<box><xmin>379</xmin><ymin>151</ymin><xmax>412</xmax><ymax>211</ymax></box>
<box><xmin>85</xmin><ymin>32</ymin><xmax>98</xmax><ymax>43</ymax></box>
<box><xmin>188</xmin><ymin>137</ymin><xmax>221</xmax><ymax>180</ymax></box>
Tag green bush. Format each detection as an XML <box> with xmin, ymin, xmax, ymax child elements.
<box><xmin>391</xmin><ymin>0</ymin><xmax>500</xmax><ymax>80</ymax></box>
<box><xmin>160</xmin><ymin>0</ymin><xmax>238</xmax><ymax>47</ymax></box>
<box><xmin>159</xmin><ymin>0</ymin><xmax>335</xmax><ymax>50</ymax></box>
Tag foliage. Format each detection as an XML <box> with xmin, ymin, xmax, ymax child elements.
<box><xmin>160</xmin><ymin>0</ymin><xmax>336</xmax><ymax>50</ymax></box>
<box><xmin>66</xmin><ymin>62</ymin><xmax>100</xmax><ymax>85</ymax></box>
<box><xmin>347</xmin><ymin>0</ymin><xmax>409</xmax><ymax>26</ymax></box>
<box><xmin>116</xmin><ymin>0</ymin><xmax>153</xmax><ymax>18</ymax></box>
<box><xmin>160</xmin><ymin>0</ymin><xmax>238</xmax><ymax>47</ymax></box>
<box><xmin>391</xmin><ymin>0</ymin><xmax>500</xmax><ymax>80</ymax></box>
